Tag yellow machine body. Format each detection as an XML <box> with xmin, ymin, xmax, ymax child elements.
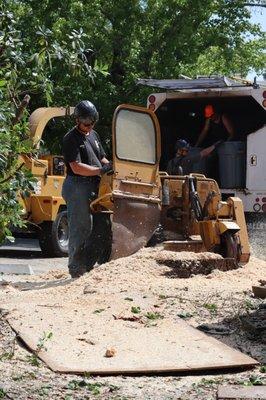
<box><xmin>18</xmin><ymin>107</ymin><xmax>74</xmax><ymax>224</ymax></box>
<box><xmin>15</xmin><ymin>107</ymin><xmax>73</xmax><ymax>257</ymax></box>
<box><xmin>92</xmin><ymin>104</ymin><xmax>250</xmax><ymax>265</ymax></box>
<box><xmin>17</xmin><ymin>103</ymin><xmax>250</xmax><ymax>263</ymax></box>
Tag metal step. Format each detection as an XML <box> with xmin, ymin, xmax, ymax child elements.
<box><xmin>163</xmin><ymin>239</ymin><xmax>205</xmax><ymax>252</ymax></box>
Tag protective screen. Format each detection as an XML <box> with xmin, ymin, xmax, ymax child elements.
<box><xmin>115</xmin><ymin>109</ymin><xmax>156</xmax><ymax>164</ymax></box>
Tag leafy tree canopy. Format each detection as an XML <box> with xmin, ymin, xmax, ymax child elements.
<box><xmin>4</xmin><ymin>1</ymin><xmax>265</xmax><ymax>141</ymax></box>
<box><xmin>4</xmin><ymin>1</ymin><xmax>266</xmax><ymax>118</ymax></box>
<box><xmin>0</xmin><ymin>0</ymin><xmax>265</xmax><ymax>241</ymax></box>
<box><xmin>0</xmin><ymin>3</ymin><xmax>96</xmax><ymax>241</ymax></box>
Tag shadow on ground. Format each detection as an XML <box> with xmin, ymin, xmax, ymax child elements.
<box><xmin>196</xmin><ymin>303</ymin><xmax>266</xmax><ymax>364</ymax></box>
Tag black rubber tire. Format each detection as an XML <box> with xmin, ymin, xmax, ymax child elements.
<box><xmin>38</xmin><ymin>211</ymin><xmax>69</xmax><ymax>257</ymax></box>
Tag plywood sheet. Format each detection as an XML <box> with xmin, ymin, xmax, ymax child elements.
<box><xmin>6</xmin><ymin>297</ymin><xmax>258</xmax><ymax>375</ymax></box>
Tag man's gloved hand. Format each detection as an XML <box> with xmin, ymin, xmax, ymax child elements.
<box><xmin>213</xmin><ymin>140</ymin><xmax>224</xmax><ymax>149</ymax></box>
<box><xmin>100</xmin><ymin>162</ymin><xmax>113</xmax><ymax>175</ymax></box>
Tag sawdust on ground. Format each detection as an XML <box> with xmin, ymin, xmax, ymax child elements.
<box><xmin>0</xmin><ymin>247</ymin><xmax>266</xmax><ymax>399</ymax></box>
<box><xmin>2</xmin><ymin>247</ymin><xmax>264</xmax><ymax>305</ymax></box>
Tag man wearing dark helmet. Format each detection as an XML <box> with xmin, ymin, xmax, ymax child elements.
<box><xmin>167</xmin><ymin>139</ymin><xmax>217</xmax><ymax>175</ymax></box>
<box><xmin>62</xmin><ymin>100</ymin><xmax>112</xmax><ymax>278</ymax></box>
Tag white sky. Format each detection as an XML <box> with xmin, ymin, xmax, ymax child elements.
<box><xmin>250</xmin><ymin>6</ymin><xmax>266</xmax><ymax>31</ymax></box>
<box><xmin>248</xmin><ymin>6</ymin><xmax>265</xmax><ymax>79</ymax></box>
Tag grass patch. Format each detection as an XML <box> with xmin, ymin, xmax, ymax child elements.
<box><xmin>177</xmin><ymin>312</ymin><xmax>194</xmax><ymax>319</ymax></box>
<box><xmin>244</xmin><ymin>299</ymin><xmax>258</xmax><ymax>311</ymax></box>
<box><xmin>203</xmin><ymin>303</ymin><xmax>218</xmax><ymax>315</ymax></box>
<box><xmin>38</xmin><ymin>385</ymin><xmax>52</xmax><ymax>396</ymax></box>
<box><xmin>0</xmin><ymin>351</ymin><xmax>14</xmax><ymax>361</ymax></box>
<box><xmin>26</xmin><ymin>354</ymin><xmax>41</xmax><ymax>367</ymax></box>
<box><xmin>67</xmin><ymin>379</ymin><xmax>103</xmax><ymax>395</ymax></box>
<box><xmin>26</xmin><ymin>331</ymin><xmax>53</xmax><ymax>367</ymax></box>
<box><xmin>12</xmin><ymin>371</ymin><xmax>37</xmax><ymax>381</ymax></box>
<box><xmin>145</xmin><ymin>312</ymin><xmax>163</xmax><ymax>320</ymax></box>
<box><xmin>93</xmin><ymin>309</ymin><xmax>105</xmax><ymax>314</ymax></box>
<box><xmin>131</xmin><ymin>306</ymin><xmax>141</xmax><ymax>314</ymax></box>
<box><xmin>242</xmin><ymin>375</ymin><xmax>266</xmax><ymax>386</ymax></box>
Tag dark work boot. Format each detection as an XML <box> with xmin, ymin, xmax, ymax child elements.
<box><xmin>69</xmin><ymin>266</ymin><xmax>86</xmax><ymax>279</ymax></box>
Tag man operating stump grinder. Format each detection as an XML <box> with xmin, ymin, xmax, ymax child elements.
<box><xmin>62</xmin><ymin>100</ymin><xmax>113</xmax><ymax>278</ymax></box>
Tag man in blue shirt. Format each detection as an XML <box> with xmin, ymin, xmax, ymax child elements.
<box><xmin>167</xmin><ymin>139</ymin><xmax>217</xmax><ymax>175</ymax></box>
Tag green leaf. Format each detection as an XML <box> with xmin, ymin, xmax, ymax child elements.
<box><xmin>131</xmin><ymin>306</ymin><xmax>141</xmax><ymax>314</ymax></box>
<box><xmin>0</xmin><ymin>388</ymin><xmax>7</xmax><ymax>399</ymax></box>
<box><xmin>6</xmin><ymin>236</ymin><xmax>15</xmax><ymax>243</ymax></box>
<box><xmin>203</xmin><ymin>303</ymin><xmax>218</xmax><ymax>314</ymax></box>
<box><xmin>145</xmin><ymin>312</ymin><xmax>164</xmax><ymax>320</ymax></box>
<box><xmin>93</xmin><ymin>309</ymin><xmax>105</xmax><ymax>314</ymax></box>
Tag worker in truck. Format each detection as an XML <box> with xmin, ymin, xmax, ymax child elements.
<box><xmin>195</xmin><ymin>104</ymin><xmax>234</xmax><ymax>147</ymax></box>
<box><xmin>62</xmin><ymin>100</ymin><xmax>112</xmax><ymax>278</ymax></box>
<box><xmin>167</xmin><ymin>139</ymin><xmax>217</xmax><ymax>175</ymax></box>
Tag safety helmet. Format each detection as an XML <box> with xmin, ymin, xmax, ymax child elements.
<box><xmin>74</xmin><ymin>100</ymin><xmax>99</xmax><ymax>124</ymax></box>
<box><xmin>175</xmin><ymin>139</ymin><xmax>190</xmax><ymax>152</ymax></box>
<box><xmin>204</xmin><ymin>104</ymin><xmax>215</xmax><ymax>118</ymax></box>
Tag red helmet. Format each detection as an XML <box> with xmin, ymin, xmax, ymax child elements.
<box><xmin>204</xmin><ymin>104</ymin><xmax>215</xmax><ymax>118</ymax></box>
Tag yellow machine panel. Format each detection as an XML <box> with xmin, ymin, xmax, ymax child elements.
<box><xmin>16</xmin><ymin>107</ymin><xmax>74</xmax><ymax>257</ymax></box>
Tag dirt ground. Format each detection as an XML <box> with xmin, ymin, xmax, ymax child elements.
<box><xmin>0</xmin><ymin>246</ymin><xmax>265</xmax><ymax>400</ymax></box>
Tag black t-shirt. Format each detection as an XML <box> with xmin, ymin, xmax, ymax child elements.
<box><xmin>167</xmin><ymin>151</ymin><xmax>201</xmax><ymax>175</ymax></box>
<box><xmin>201</xmin><ymin>116</ymin><xmax>229</xmax><ymax>147</ymax></box>
<box><xmin>62</xmin><ymin>127</ymin><xmax>106</xmax><ymax>176</ymax></box>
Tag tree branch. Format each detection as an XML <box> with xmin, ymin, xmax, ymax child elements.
<box><xmin>12</xmin><ymin>94</ymin><xmax>31</xmax><ymax>125</ymax></box>
<box><xmin>0</xmin><ymin>162</ymin><xmax>25</xmax><ymax>185</ymax></box>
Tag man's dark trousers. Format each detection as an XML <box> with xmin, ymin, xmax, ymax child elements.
<box><xmin>62</xmin><ymin>175</ymin><xmax>99</xmax><ymax>277</ymax></box>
